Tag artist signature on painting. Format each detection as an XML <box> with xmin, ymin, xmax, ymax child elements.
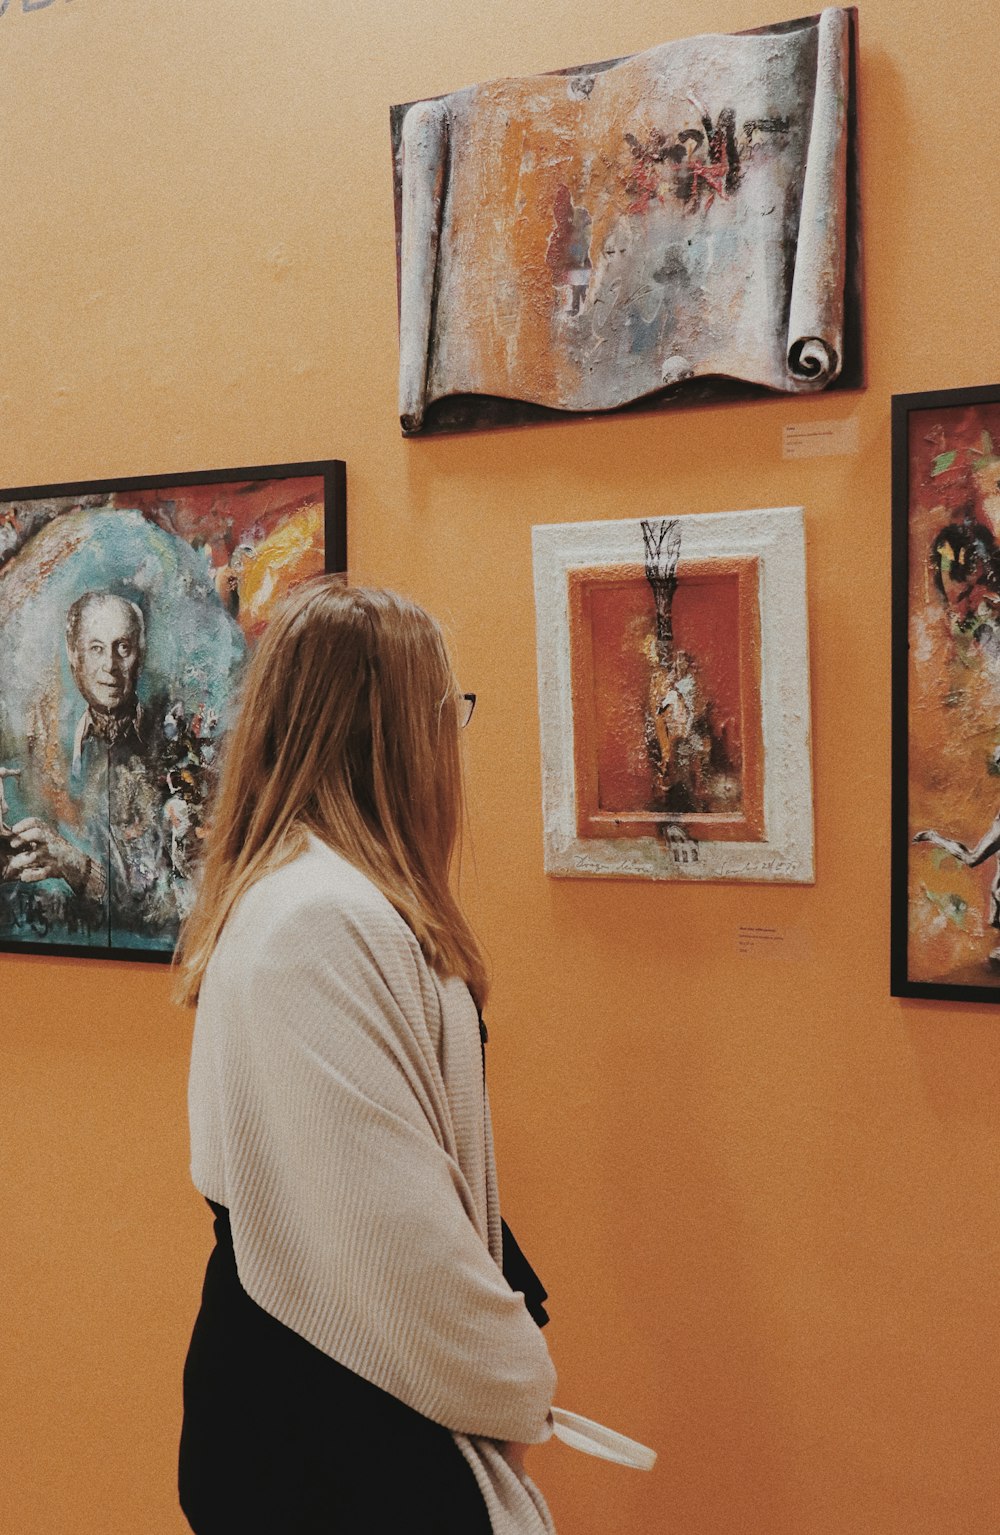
<box><xmin>1</xmin><ymin>0</ymin><xmax>77</xmax><ymax>17</ymax></box>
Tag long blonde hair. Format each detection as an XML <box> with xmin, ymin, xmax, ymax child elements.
<box><xmin>174</xmin><ymin>578</ymin><xmax>487</xmax><ymax>1009</ymax></box>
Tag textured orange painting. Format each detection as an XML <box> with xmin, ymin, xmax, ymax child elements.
<box><xmin>569</xmin><ymin>555</ymin><xmax>763</xmax><ymax>847</ymax></box>
<box><xmin>894</xmin><ymin>386</ymin><xmax>1000</xmax><ymax>999</ymax></box>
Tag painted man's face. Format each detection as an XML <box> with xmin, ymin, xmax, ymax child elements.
<box><xmin>69</xmin><ymin>599</ymin><xmax>142</xmax><ymax>716</ymax></box>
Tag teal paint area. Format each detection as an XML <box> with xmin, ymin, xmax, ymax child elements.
<box><xmin>0</xmin><ymin>508</ymin><xmax>246</xmax><ymax>954</ymax></box>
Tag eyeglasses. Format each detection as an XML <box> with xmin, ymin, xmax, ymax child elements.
<box><xmin>459</xmin><ymin>693</ymin><xmax>476</xmax><ymax>728</ymax></box>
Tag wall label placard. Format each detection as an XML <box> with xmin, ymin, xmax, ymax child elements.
<box><xmin>782</xmin><ymin>418</ymin><xmax>860</xmax><ymax>459</ymax></box>
<box><xmin>736</xmin><ymin>925</ymin><xmax>808</xmax><ymax>960</ymax></box>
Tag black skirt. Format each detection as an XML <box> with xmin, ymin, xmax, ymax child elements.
<box><xmin>178</xmin><ymin>1201</ymin><xmax>492</xmax><ymax>1535</ymax></box>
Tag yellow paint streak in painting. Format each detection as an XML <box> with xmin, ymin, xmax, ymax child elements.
<box><xmin>236</xmin><ymin>502</ymin><xmax>324</xmax><ymax>638</ymax></box>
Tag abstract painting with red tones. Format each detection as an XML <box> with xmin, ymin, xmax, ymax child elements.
<box><xmin>0</xmin><ymin>461</ymin><xmax>346</xmax><ymax>961</ymax></box>
<box><xmin>892</xmin><ymin>385</ymin><xmax>1000</xmax><ymax>1000</ymax></box>
<box><xmin>533</xmin><ymin>509</ymin><xmax>813</xmax><ymax>882</ymax></box>
<box><xmin>392</xmin><ymin>9</ymin><xmax>860</xmax><ymax>436</ymax></box>
<box><xmin>568</xmin><ymin>556</ymin><xmax>764</xmax><ymax>849</ymax></box>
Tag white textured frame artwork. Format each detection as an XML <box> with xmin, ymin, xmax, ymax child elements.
<box><xmin>532</xmin><ymin>507</ymin><xmax>814</xmax><ymax>882</ymax></box>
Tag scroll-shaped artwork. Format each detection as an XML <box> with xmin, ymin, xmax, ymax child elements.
<box><xmin>392</xmin><ymin>8</ymin><xmax>861</xmax><ymax>436</ymax></box>
<box><xmin>532</xmin><ymin>508</ymin><xmax>814</xmax><ymax>882</ymax></box>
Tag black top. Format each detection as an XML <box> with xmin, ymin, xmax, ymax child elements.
<box><xmin>178</xmin><ymin>1202</ymin><xmax>548</xmax><ymax>1535</ymax></box>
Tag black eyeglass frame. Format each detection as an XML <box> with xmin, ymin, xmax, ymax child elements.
<box><xmin>459</xmin><ymin>693</ymin><xmax>477</xmax><ymax>727</ymax></box>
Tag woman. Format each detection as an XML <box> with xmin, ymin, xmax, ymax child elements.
<box><xmin>176</xmin><ymin>579</ymin><xmax>558</xmax><ymax>1534</ymax></box>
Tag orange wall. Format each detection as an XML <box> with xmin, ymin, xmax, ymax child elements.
<box><xmin>3</xmin><ymin>2</ymin><xmax>999</xmax><ymax>1532</ymax></box>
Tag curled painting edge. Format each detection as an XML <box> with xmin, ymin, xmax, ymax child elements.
<box><xmin>398</xmin><ymin>99</ymin><xmax>449</xmax><ymax>433</ymax></box>
<box><xmin>394</xmin><ymin>12</ymin><xmax>860</xmax><ymax>437</ymax></box>
<box><xmin>786</xmin><ymin>6</ymin><xmax>849</xmax><ymax>386</ymax></box>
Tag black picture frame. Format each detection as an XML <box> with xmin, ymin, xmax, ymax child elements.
<box><xmin>0</xmin><ymin>459</ymin><xmax>346</xmax><ymax>964</ymax></box>
<box><xmin>892</xmin><ymin>384</ymin><xmax>1000</xmax><ymax>1002</ymax></box>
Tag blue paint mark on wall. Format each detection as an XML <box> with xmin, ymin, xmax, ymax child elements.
<box><xmin>1</xmin><ymin>0</ymin><xmax>78</xmax><ymax>18</ymax></box>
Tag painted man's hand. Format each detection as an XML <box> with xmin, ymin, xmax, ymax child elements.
<box><xmin>5</xmin><ymin>818</ymin><xmax>91</xmax><ymax>893</ymax></box>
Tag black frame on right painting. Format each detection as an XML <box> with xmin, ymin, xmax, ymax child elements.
<box><xmin>892</xmin><ymin>382</ymin><xmax>1000</xmax><ymax>1002</ymax></box>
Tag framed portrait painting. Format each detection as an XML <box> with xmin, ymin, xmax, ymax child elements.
<box><xmin>892</xmin><ymin>383</ymin><xmax>1000</xmax><ymax>1001</ymax></box>
<box><xmin>0</xmin><ymin>459</ymin><xmax>346</xmax><ymax>962</ymax></box>
<box><xmin>532</xmin><ymin>507</ymin><xmax>814</xmax><ymax>882</ymax></box>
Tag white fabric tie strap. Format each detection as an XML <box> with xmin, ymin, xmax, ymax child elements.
<box><xmin>550</xmin><ymin>1407</ymin><xmax>657</xmax><ymax>1471</ymax></box>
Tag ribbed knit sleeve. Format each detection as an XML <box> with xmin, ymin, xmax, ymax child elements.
<box><xmin>188</xmin><ymin>842</ymin><xmax>556</xmax><ymax>1451</ymax></box>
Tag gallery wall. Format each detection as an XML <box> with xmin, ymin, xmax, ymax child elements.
<box><xmin>2</xmin><ymin>1</ymin><xmax>998</xmax><ymax>1532</ymax></box>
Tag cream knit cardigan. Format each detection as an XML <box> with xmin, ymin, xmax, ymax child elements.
<box><xmin>188</xmin><ymin>835</ymin><xmax>558</xmax><ymax>1533</ymax></box>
